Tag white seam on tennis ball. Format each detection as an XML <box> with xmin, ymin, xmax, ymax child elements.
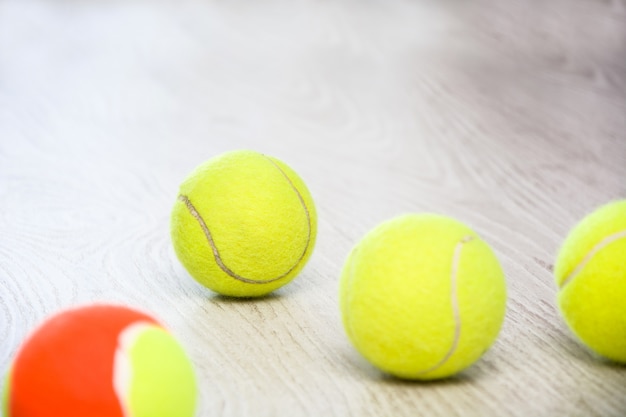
<box><xmin>178</xmin><ymin>154</ymin><xmax>312</xmax><ymax>285</ymax></box>
<box><xmin>415</xmin><ymin>235</ymin><xmax>474</xmax><ymax>376</ymax></box>
<box><xmin>113</xmin><ymin>322</ymin><xmax>157</xmax><ymax>417</ymax></box>
<box><xmin>559</xmin><ymin>229</ymin><xmax>626</xmax><ymax>289</ymax></box>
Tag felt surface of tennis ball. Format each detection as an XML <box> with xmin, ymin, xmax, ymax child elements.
<box><xmin>339</xmin><ymin>214</ymin><xmax>507</xmax><ymax>380</ymax></box>
<box><xmin>171</xmin><ymin>150</ymin><xmax>317</xmax><ymax>297</ymax></box>
<box><xmin>3</xmin><ymin>305</ymin><xmax>197</xmax><ymax>417</ymax></box>
<box><xmin>555</xmin><ymin>200</ymin><xmax>626</xmax><ymax>362</ymax></box>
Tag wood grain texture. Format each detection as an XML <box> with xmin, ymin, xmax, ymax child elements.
<box><xmin>1</xmin><ymin>0</ymin><xmax>625</xmax><ymax>416</ymax></box>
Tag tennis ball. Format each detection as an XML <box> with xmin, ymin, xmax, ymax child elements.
<box><xmin>339</xmin><ymin>214</ymin><xmax>507</xmax><ymax>380</ymax></box>
<box><xmin>554</xmin><ymin>200</ymin><xmax>626</xmax><ymax>362</ymax></box>
<box><xmin>3</xmin><ymin>305</ymin><xmax>197</xmax><ymax>417</ymax></box>
<box><xmin>171</xmin><ymin>150</ymin><xmax>317</xmax><ymax>297</ymax></box>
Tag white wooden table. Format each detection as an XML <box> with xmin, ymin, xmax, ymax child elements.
<box><xmin>1</xmin><ymin>1</ymin><xmax>625</xmax><ymax>416</ymax></box>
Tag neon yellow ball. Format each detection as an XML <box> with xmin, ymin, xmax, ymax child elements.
<box><xmin>340</xmin><ymin>214</ymin><xmax>507</xmax><ymax>380</ymax></box>
<box><xmin>171</xmin><ymin>150</ymin><xmax>317</xmax><ymax>297</ymax></box>
<box><xmin>555</xmin><ymin>200</ymin><xmax>626</xmax><ymax>362</ymax></box>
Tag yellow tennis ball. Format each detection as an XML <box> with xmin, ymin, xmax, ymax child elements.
<box><xmin>171</xmin><ymin>150</ymin><xmax>317</xmax><ymax>297</ymax></box>
<box><xmin>554</xmin><ymin>199</ymin><xmax>626</xmax><ymax>362</ymax></box>
<box><xmin>339</xmin><ymin>214</ymin><xmax>507</xmax><ymax>380</ymax></box>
